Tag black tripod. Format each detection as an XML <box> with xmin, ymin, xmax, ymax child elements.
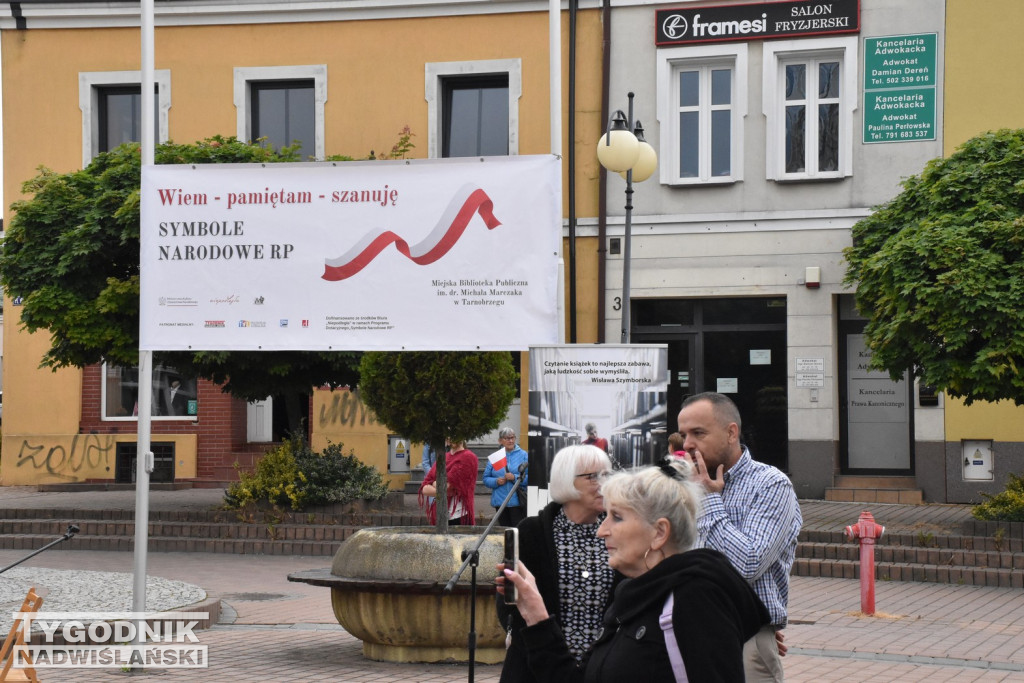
<box><xmin>444</xmin><ymin>463</ymin><xmax>526</xmax><ymax>683</ymax></box>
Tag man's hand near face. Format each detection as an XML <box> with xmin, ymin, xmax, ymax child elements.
<box><xmin>688</xmin><ymin>449</ymin><xmax>726</xmax><ymax>495</ymax></box>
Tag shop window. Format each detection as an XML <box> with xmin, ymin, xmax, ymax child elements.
<box><xmin>102</xmin><ymin>363</ymin><xmax>197</xmax><ymax>421</ymax></box>
<box><xmin>657</xmin><ymin>44</ymin><xmax>747</xmax><ymax>185</ymax></box>
<box><xmin>763</xmin><ymin>37</ymin><xmax>857</xmax><ymax>181</ymax></box>
<box><xmin>234</xmin><ymin>65</ymin><xmax>326</xmax><ymax>160</ymax></box>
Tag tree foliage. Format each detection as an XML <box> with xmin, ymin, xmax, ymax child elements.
<box><xmin>358</xmin><ymin>351</ymin><xmax>517</xmax><ymax>531</ymax></box>
<box><xmin>843</xmin><ymin>129</ymin><xmax>1024</xmax><ymax>405</ymax></box>
<box><xmin>0</xmin><ymin>133</ymin><xmax>412</xmax><ymax>415</ymax></box>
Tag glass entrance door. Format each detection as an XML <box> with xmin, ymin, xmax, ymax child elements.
<box><xmin>666</xmin><ymin>335</ymin><xmax>697</xmax><ymax>430</ymax></box>
<box><xmin>703</xmin><ymin>329</ymin><xmax>788</xmax><ymax>471</ymax></box>
<box><xmin>633</xmin><ymin>297</ymin><xmax>789</xmax><ymax>471</ymax></box>
<box><xmin>839</xmin><ymin>328</ymin><xmax>913</xmax><ymax>472</ymax></box>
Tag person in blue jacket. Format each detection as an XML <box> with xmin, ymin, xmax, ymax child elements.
<box><xmin>485</xmin><ymin>426</ymin><xmax>529</xmax><ymax>527</ymax></box>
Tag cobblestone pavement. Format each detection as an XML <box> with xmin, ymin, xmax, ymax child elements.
<box><xmin>0</xmin><ymin>548</ymin><xmax>1021</xmax><ymax>682</ymax></box>
<box><xmin>0</xmin><ymin>490</ymin><xmax>1021</xmax><ymax>681</ymax></box>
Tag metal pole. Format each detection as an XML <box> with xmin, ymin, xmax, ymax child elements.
<box><xmin>550</xmin><ymin>0</ymin><xmax>565</xmax><ymax>345</ymax></box>
<box><xmin>620</xmin><ymin>92</ymin><xmax>634</xmax><ymax>344</ymax></box>
<box><xmin>133</xmin><ymin>0</ymin><xmax>156</xmax><ymax>626</ymax></box>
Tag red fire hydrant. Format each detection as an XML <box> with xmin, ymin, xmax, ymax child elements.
<box><xmin>844</xmin><ymin>511</ymin><xmax>885</xmax><ymax>615</ymax></box>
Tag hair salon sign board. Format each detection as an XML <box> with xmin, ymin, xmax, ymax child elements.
<box><xmin>655</xmin><ymin>0</ymin><xmax>859</xmax><ymax>47</ymax></box>
<box><xmin>139</xmin><ymin>155</ymin><xmax>561</xmax><ymax>351</ymax></box>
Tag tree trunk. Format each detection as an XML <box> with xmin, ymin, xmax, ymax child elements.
<box><xmin>434</xmin><ymin>448</ymin><xmax>448</xmax><ymax>534</ymax></box>
<box><xmin>276</xmin><ymin>391</ymin><xmax>306</xmax><ymax>438</ymax></box>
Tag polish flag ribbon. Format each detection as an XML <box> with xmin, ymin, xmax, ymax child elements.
<box><xmin>322</xmin><ymin>185</ymin><xmax>501</xmax><ymax>281</ymax></box>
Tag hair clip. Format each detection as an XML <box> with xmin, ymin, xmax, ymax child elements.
<box><xmin>657</xmin><ymin>456</ymin><xmax>684</xmax><ymax>481</ymax></box>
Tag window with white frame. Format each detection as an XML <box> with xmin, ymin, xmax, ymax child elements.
<box><xmin>234</xmin><ymin>65</ymin><xmax>326</xmax><ymax>160</ymax></box>
<box><xmin>79</xmin><ymin>70</ymin><xmax>171</xmax><ymax>166</ymax></box>
<box><xmin>425</xmin><ymin>59</ymin><xmax>521</xmax><ymax>158</ymax></box>
<box><xmin>657</xmin><ymin>45</ymin><xmax>746</xmax><ymax>185</ymax></box>
<box><xmin>763</xmin><ymin>37</ymin><xmax>857</xmax><ymax>181</ymax></box>
<box><xmin>102</xmin><ymin>362</ymin><xmax>197</xmax><ymax>421</ymax></box>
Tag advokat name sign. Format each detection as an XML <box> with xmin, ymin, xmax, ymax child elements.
<box><xmin>656</xmin><ymin>0</ymin><xmax>859</xmax><ymax>47</ymax></box>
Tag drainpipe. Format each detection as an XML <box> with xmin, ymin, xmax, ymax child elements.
<box><xmin>597</xmin><ymin>0</ymin><xmax>612</xmax><ymax>343</ymax></box>
<box><xmin>10</xmin><ymin>2</ymin><xmax>26</xmax><ymax>30</ymax></box>
<box><xmin>568</xmin><ymin>0</ymin><xmax>577</xmax><ymax>343</ymax></box>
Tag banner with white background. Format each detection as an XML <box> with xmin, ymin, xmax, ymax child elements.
<box><xmin>140</xmin><ymin>155</ymin><xmax>561</xmax><ymax>351</ymax></box>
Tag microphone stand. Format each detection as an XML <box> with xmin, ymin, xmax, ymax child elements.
<box><xmin>0</xmin><ymin>524</ymin><xmax>80</xmax><ymax>575</ymax></box>
<box><xmin>444</xmin><ymin>462</ymin><xmax>526</xmax><ymax>683</ymax></box>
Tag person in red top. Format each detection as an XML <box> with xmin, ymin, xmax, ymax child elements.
<box><xmin>582</xmin><ymin>423</ymin><xmax>609</xmax><ymax>454</ymax></box>
<box><xmin>668</xmin><ymin>432</ymin><xmax>686</xmax><ymax>458</ymax></box>
<box><xmin>419</xmin><ymin>440</ymin><xmax>478</xmax><ymax>525</ymax></box>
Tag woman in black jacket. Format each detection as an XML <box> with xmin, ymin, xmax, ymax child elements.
<box><xmin>497</xmin><ymin>444</ymin><xmax>618</xmax><ymax>683</ymax></box>
<box><xmin>500</xmin><ymin>458</ymin><xmax>769</xmax><ymax>683</ymax></box>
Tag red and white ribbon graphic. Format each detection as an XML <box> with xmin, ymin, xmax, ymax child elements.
<box><xmin>322</xmin><ymin>185</ymin><xmax>501</xmax><ymax>281</ymax></box>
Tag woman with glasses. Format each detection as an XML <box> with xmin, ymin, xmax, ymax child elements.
<box><xmin>496</xmin><ymin>444</ymin><xmax>618</xmax><ymax>683</ymax></box>
<box><xmin>484</xmin><ymin>427</ymin><xmax>530</xmax><ymax>527</ymax></box>
<box><xmin>499</xmin><ymin>457</ymin><xmax>769</xmax><ymax>682</ymax></box>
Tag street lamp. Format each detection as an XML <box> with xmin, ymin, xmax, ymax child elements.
<box><xmin>596</xmin><ymin>92</ymin><xmax>657</xmax><ymax>343</ymax></box>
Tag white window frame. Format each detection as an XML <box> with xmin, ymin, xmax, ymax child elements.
<box><xmin>100</xmin><ymin>362</ymin><xmax>197</xmax><ymax>422</ymax></box>
<box><xmin>763</xmin><ymin>37</ymin><xmax>857</xmax><ymax>181</ymax></box>
<box><xmin>425</xmin><ymin>59</ymin><xmax>521</xmax><ymax>158</ymax></box>
<box><xmin>79</xmin><ymin>70</ymin><xmax>171</xmax><ymax>167</ymax></box>
<box><xmin>234</xmin><ymin>65</ymin><xmax>327</xmax><ymax>160</ymax></box>
<box><xmin>657</xmin><ymin>44</ymin><xmax>747</xmax><ymax>186</ymax></box>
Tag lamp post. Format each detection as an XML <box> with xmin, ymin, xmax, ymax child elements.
<box><xmin>596</xmin><ymin>92</ymin><xmax>657</xmax><ymax>343</ymax></box>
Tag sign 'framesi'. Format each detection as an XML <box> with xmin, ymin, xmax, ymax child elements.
<box><xmin>656</xmin><ymin>0</ymin><xmax>859</xmax><ymax>47</ymax></box>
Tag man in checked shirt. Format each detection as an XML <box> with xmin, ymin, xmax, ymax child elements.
<box><xmin>677</xmin><ymin>391</ymin><xmax>802</xmax><ymax>683</ymax></box>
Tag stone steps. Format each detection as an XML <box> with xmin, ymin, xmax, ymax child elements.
<box><xmin>0</xmin><ymin>501</ymin><xmax>429</xmax><ymax>557</ymax></box>
<box><xmin>793</xmin><ymin>527</ymin><xmax>1024</xmax><ymax>588</ymax></box>
<box><xmin>824</xmin><ymin>475</ymin><xmax>924</xmax><ymax>503</ymax></box>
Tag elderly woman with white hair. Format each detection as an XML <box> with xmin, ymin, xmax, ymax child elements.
<box><xmin>500</xmin><ymin>457</ymin><xmax>769</xmax><ymax>682</ymax></box>
<box><xmin>496</xmin><ymin>444</ymin><xmax>619</xmax><ymax>683</ymax></box>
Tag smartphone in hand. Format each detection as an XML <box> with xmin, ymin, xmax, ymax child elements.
<box><xmin>503</xmin><ymin>528</ymin><xmax>519</xmax><ymax>605</ymax></box>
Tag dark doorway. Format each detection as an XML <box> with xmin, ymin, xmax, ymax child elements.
<box><xmin>633</xmin><ymin>296</ymin><xmax>789</xmax><ymax>471</ymax></box>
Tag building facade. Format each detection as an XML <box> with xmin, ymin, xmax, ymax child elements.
<box><xmin>3</xmin><ymin>0</ymin><xmax>1023</xmax><ymax>503</ymax></box>
<box><xmin>597</xmin><ymin>0</ymin><xmax>952</xmax><ymax>499</ymax></box>
<box><xmin>939</xmin><ymin>0</ymin><xmax>1024</xmax><ymax>502</ymax></box>
<box><xmin>0</xmin><ymin>0</ymin><xmax>603</xmax><ymax>487</ymax></box>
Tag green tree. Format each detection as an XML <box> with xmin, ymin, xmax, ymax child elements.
<box><xmin>0</xmin><ymin>133</ymin><xmax>411</xmax><ymax>430</ymax></box>
<box><xmin>358</xmin><ymin>351</ymin><xmax>517</xmax><ymax>532</ymax></box>
<box><xmin>843</xmin><ymin>129</ymin><xmax>1024</xmax><ymax>405</ymax></box>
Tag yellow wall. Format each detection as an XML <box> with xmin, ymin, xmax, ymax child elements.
<box><xmin>1</xmin><ymin>433</ymin><xmax>196</xmax><ymax>485</ymax></box>
<box><xmin>311</xmin><ymin>387</ymin><xmax>412</xmax><ymax>490</ymax></box>
<box><xmin>944</xmin><ymin>0</ymin><xmax>1024</xmax><ymax>153</ymax></box>
<box><xmin>1</xmin><ymin>8</ymin><xmax>605</xmax><ymax>483</ymax></box>
<box><xmin>944</xmin><ymin>397</ymin><xmax>1024</xmax><ymax>443</ymax></box>
<box><xmin>942</xmin><ymin>0</ymin><xmax>1024</xmax><ymax>441</ymax></box>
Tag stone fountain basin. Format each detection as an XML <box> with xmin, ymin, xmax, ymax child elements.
<box><xmin>288</xmin><ymin>526</ymin><xmax>507</xmax><ymax>663</ymax></box>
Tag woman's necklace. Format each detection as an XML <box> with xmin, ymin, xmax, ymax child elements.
<box><xmin>578</xmin><ymin>521</ymin><xmax>603</xmax><ymax>579</ymax></box>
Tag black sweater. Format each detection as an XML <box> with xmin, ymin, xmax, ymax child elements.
<box><xmin>521</xmin><ymin>549</ymin><xmax>770</xmax><ymax>683</ymax></box>
<box><xmin>497</xmin><ymin>502</ymin><xmax>620</xmax><ymax>683</ymax></box>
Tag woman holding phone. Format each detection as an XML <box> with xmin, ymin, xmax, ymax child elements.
<box><xmin>496</xmin><ymin>444</ymin><xmax>618</xmax><ymax>683</ymax></box>
<box><xmin>499</xmin><ymin>457</ymin><xmax>769</xmax><ymax>682</ymax></box>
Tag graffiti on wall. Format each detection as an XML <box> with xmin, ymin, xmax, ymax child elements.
<box><xmin>14</xmin><ymin>434</ymin><xmax>116</xmax><ymax>479</ymax></box>
<box><xmin>317</xmin><ymin>388</ymin><xmax>379</xmax><ymax>429</ymax></box>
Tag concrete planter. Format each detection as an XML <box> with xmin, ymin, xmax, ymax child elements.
<box><xmin>328</xmin><ymin>526</ymin><xmax>506</xmax><ymax>663</ymax></box>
